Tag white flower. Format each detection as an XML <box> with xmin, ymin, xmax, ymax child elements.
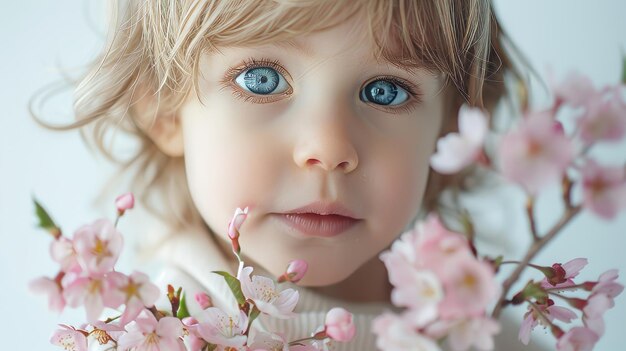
<box><xmin>239</xmin><ymin>266</ymin><xmax>299</xmax><ymax>319</ymax></box>
<box><xmin>430</xmin><ymin>105</ymin><xmax>488</xmax><ymax>174</ymax></box>
<box><xmin>196</xmin><ymin>307</ymin><xmax>248</xmax><ymax>348</ymax></box>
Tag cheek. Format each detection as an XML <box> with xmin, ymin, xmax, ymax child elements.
<box><xmin>366</xmin><ymin>144</ymin><xmax>430</xmax><ymax>241</ymax></box>
<box><xmin>181</xmin><ymin>100</ymin><xmax>284</xmax><ymax>237</ymax></box>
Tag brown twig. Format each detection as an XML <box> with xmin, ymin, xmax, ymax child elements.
<box><xmin>492</xmin><ymin>204</ymin><xmax>582</xmax><ymax>318</ymax></box>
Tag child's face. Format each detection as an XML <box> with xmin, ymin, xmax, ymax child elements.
<box><xmin>178</xmin><ymin>14</ymin><xmax>445</xmax><ymax>286</ymax></box>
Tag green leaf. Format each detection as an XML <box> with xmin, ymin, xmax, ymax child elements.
<box><xmin>176</xmin><ymin>292</ymin><xmax>191</xmax><ymax>319</ymax></box>
<box><xmin>33</xmin><ymin>197</ymin><xmax>61</xmax><ymax>237</ymax></box>
<box><xmin>622</xmin><ymin>54</ymin><xmax>626</xmax><ymax>84</ymax></box>
<box><xmin>212</xmin><ymin>271</ymin><xmax>245</xmax><ymax>305</ymax></box>
<box><xmin>248</xmin><ymin>305</ymin><xmax>261</xmax><ymax>328</ymax></box>
<box><xmin>204</xmin><ymin>344</ymin><xmax>217</xmax><ymax>351</ymax></box>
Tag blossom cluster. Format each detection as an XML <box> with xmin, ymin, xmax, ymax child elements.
<box><xmin>431</xmin><ymin>71</ymin><xmax>626</xmax><ymax>218</ymax></box>
<box><xmin>31</xmin><ymin>196</ymin><xmax>356</xmax><ymax>351</ymax></box>
<box><xmin>516</xmin><ymin>258</ymin><xmax>623</xmax><ymax>350</ymax></box>
<box><xmin>373</xmin><ymin>214</ymin><xmax>501</xmax><ymax>351</ymax></box>
<box><xmin>423</xmin><ymin>68</ymin><xmax>626</xmax><ymax>351</ymax></box>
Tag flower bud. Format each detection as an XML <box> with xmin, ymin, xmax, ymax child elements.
<box><xmin>279</xmin><ymin>259</ymin><xmax>308</xmax><ymax>283</ymax></box>
<box><xmin>228</xmin><ymin>207</ymin><xmax>249</xmax><ymax>240</ymax></box>
<box><xmin>194</xmin><ymin>292</ymin><xmax>213</xmax><ymax>310</ymax></box>
<box><xmin>115</xmin><ymin>193</ymin><xmax>135</xmax><ymax>214</ymax></box>
<box><xmin>324</xmin><ymin>307</ymin><xmax>355</xmax><ymax>342</ymax></box>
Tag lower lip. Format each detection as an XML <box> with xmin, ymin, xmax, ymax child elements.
<box><xmin>276</xmin><ymin>213</ymin><xmax>360</xmax><ymax>237</ymax></box>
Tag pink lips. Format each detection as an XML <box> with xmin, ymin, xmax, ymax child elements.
<box><xmin>277</xmin><ymin>213</ymin><xmax>361</xmax><ymax>237</ymax></box>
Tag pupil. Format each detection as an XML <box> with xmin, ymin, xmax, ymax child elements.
<box><xmin>363</xmin><ymin>80</ymin><xmax>398</xmax><ymax>105</ymax></box>
<box><xmin>243</xmin><ymin>67</ymin><xmax>279</xmax><ymax>95</ymax></box>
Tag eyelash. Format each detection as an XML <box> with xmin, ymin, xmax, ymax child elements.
<box><xmin>219</xmin><ymin>57</ymin><xmax>424</xmax><ymax>114</ymax></box>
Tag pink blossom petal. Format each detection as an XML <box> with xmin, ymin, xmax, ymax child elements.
<box><xmin>518</xmin><ymin>312</ymin><xmax>537</xmax><ymax>345</ymax></box>
<box><xmin>50</xmin><ymin>326</ymin><xmax>88</xmax><ymax>351</ymax></box>
<box><xmin>548</xmin><ymin>306</ymin><xmax>578</xmax><ymax>323</ymax></box>
<box><xmin>324</xmin><ymin>307</ymin><xmax>356</xmax><ymax>342</ymax></box>
<box><xmin>498</xmin><ymin>110</ymin><xmax>574</xmax><ymax>195</ymax></box>
<box><xmin>115</xmin><ymin>193</ymin><xmax>135</xmax><ymax>212</ymax></box>
<box><xmin>29</xmin><ymin>277</ymin><xmax>66</xmax><ymax>313</ymax></box>
<box><xmin>157</xmin><ymin>317</ymin><xmax>184</xmax><ymax>339</ymax></box>
<box><xmin>556</xmin><ymin>327</ymin><xmax>599</xmax><ymax>351</ymax></box>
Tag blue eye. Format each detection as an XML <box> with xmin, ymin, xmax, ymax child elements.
<box><xmin>234</xmin><ymin>67</ymin><xmax>290</xmax><ymax>95</ymax></box>
<box><xmin>360</xmin><ymin>79</ymin><xmax>410</xmax><ymax>106</ymax></box>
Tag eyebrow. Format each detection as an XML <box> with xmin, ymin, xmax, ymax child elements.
<box><xmin>269</xmin><ymin>39</ymin><xmax>432</xmax><ymax>76</ymax></box>
<box><xmin>270</xmin><ymin>39</ymin><xmax>316</xmax><ymax>58</ymax></box>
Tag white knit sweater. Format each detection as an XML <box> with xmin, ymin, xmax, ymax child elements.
<box><xmin>154</xmin><ymin>230</ymin><xmax>551</xmax><ymax>351</ymax></box>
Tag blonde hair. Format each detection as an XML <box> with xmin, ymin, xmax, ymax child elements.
<box><xmin>32</xmin><ymin>0</ymin><xmax>529</xmax><ymax>232</ymax></box>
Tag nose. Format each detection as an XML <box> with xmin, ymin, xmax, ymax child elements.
<box><xmin>292</xmin><ymin>106</ymin><xmax>359</xmax><ymax>174</ymax></box>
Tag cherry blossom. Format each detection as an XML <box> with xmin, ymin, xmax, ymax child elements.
<box><xmin>577</xmin><ymin>88</ymin><xmax>626</xmax><ymax>145</ymax></box>
<box><xmin>194</xmin><ymin>292</ymin><xmax>213</xmax><ymax>310</ymax></box>
<box><xmin>62</xmin><ymin>273</ymin><xmax>118</xmax><ymax>323</ymax></box>
<box><xmin>556</xmin><ymin>327</ymin><xmax>599</xmax><ymax>351</ymax></box>
<box><xmin>518</xmin><ymin>302</ymin><xmax>577</xmax><ymax>345</ymax></box>
<box><xmin>29</xmin><ymin>276</ymin><xmax>66</xmax><ymax>313</ymax></box>
<box><xmin>50</xmin><ymin>325</ymin><xmax>88</xmax><ymax>351</ymax></box>
<box><xmin>228</xmin><ymin>207</ymin><xmax>249</xmax><ymax>240</ymax></box>
<box><xmin>72</xmin><ymin>219</ymin><xmax>123</xmax><ymax>275</ymax></box>
<box><xmin>115</xmin><ymin>193</ymin><xmax>135</xmax><ymax>213</ymax></box>
<box><xmin>549</xmin><ymin>70</ymin><xmax>597</xmax><ymax>108</ymax></box>
<box><xmin>239</xmin><ymin>266</ymin><xmax>299</xmax><ymax>319</ymax></box>
<box><xmin>498</xmin><ymin>111</ymin><xmax>574</xmax><ymax>195</ymax></box>
<box><xmin>581</xmin><ymin>159</ymin><xmax>626</xmax><ymax>219</ymax></box>
<box><xmin>426</xmin><ymin>317</ymin><xmax>500</xmax><ymax>351</ymax></box>
<box><xmin>50</xmin><ymin>236</ymin><xmax>80</xmax><ymax>273</ymax></box>
<box><xmin>541</xmin><ymin>258</ymin><xmax>588</xmax><ymax>289</ymax></box>
<box><xmin>117</xmin><ymin>312</ymin><xmax>185</xmax><ymax>351</ymax></box>
<box><xmin>591</xmin><ymin>269</ymin><xmax>624</xmax><ymax>300</ymax></box>
<box><xmin>89</xmin><ymin>321</ymin><xmax>126</xmax><ymax>346</ymax></box>
<box><xmin>107</xmin><ymin>271</ymin><xmax>160</xmax><ymax>326</ymax></box>
<box><xmin>181</xmin><ymin>317</ymin><xmax>207</xmax><ymax>351</ymax></box>
<box><xmin>282</xmin><ymin>259</ymin><xmax>308</xmax><ymax>283</ymax></box>
<box><xmin>196</xmin><ymin>307</ymin><xmax>248</xmax><ymax>348</ymax></box>
<box><xmin>437</xmin><ymin>255</ymin><xmax>500</xmax><ymax>319</ymax></box>
<box><xmin>247</xmin><ymin>331</ymin><xmax>289</xmax><ymax>351</ymax></box>
<box><xmin>324</xmin><ymin>307</ymin><xmax>356</xmax><ymax>342</ymax></box>
<box><xmin>430</xmin><ymin>105</ymin><xmax>489</xmax><ymax>174</ymax></box>
<box><xmin>372</xmin><ymin>312</ymin><xmax>441</xmax><ymax>351</ymax></box>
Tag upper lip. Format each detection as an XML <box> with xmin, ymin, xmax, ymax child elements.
<box><xmin>282</xmin><ymin>201</ymin><xmax>360</xmax><ymax>219</ymax></box>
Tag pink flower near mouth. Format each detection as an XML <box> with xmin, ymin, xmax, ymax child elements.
<box><xmin>228</xmin><ymin>207</ymin><xmax>249</xmax><ymax>240</ymax></box>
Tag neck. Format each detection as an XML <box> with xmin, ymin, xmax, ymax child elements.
<box><xmin>307</xmin><ymin>255</ymin><xmax>393</xmax><ymax>304</ymax></box>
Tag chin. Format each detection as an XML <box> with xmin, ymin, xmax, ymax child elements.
<box><xmin>293</xmin><ymin>262</ymin><xmax>357</xmax><ymax>287</ymax></box>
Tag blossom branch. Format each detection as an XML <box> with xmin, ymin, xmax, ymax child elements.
<box><xmin>525</xmin><ymin>197</ymin><xmax>540</xmax><ymax>242</ymax></box>
<box><xmin>492</xmin><ymin>204</ymin><xmax>582</xmax><ymax>318</ymax></box>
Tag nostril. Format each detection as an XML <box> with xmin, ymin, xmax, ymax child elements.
<box><xmin>307</xmin><ymin>159</ymin><xmax>321</xmax><ymax>166</ymax></box>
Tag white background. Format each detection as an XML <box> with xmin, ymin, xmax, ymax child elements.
<box><xmin>1</xmin><ymin>1</ymin><xmax>625</xmax><ymax>350</ymax></box>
